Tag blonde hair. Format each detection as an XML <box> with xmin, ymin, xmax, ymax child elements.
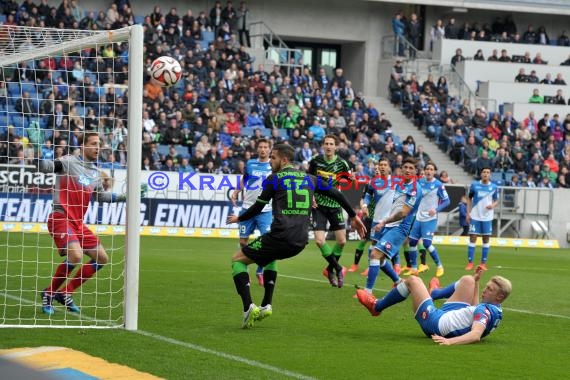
<box><xmin>491</xmin><ymin>276</ymin><xmax>512</xmax><ymax>301</ymax></box>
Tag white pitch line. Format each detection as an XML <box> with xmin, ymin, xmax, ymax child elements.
<box><xmin>278</xmin><ymin>274</ymin><xmax>570</xmax><ymax>320</ymax></box>
<box><xmin>491</xmin><ymin>265</ymin><xmax>570</xmax><ymax>272</ymax></box>
<box><xmin>502</xmin><ymin>307</ymin><xmax>570</xmax><ymax>320</ymax></box>
<box><xmin>0</xmin><ymin>292</ymin><xmax>317</xmax><ymax>380</ymax></box>
<box><xmin>133</xmin><ymin>330</ymin><xmax>317</xmax><ymax>380</ymax></box>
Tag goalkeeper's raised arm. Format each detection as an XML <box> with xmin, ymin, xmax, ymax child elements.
<box><xmin>36</xmin><ymin>133</ymin><xmax>125</xmax><ymax>204</ymax></box>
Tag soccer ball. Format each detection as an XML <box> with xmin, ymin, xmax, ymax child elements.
<box><xmin>149</xmin><ymin>56</ymin><xmax>182</xmax><ymax>87</ymax></box>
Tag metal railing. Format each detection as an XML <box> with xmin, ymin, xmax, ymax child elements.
<box><xmin>380</xmin><ymin>35</ymin><xmax>421</xmax><ymax>61</ymax></box>
<box><xmin>429</xmin><ymin>63</ymin><xmax>498</xmax><ymax>114</ymax></box>
<box><xmin>249</xmin><ymin>21</ymin><xmax>303</xmax><ymax>77</ymax></box>
<box><xmin>444</xmin><ymin>207</ymin><xmax>461</xmax><ymax>236</ymax></box>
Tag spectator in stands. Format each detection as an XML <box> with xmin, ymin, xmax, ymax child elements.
<box><xmin>533</xmin><ymin>53</ymin><xmax>547</xmax><ymax>65</ymax></box>
<box><xmin>520</xmin><ymin>51</ymin><xmax>532</xmax><ymax>64</ymax></box>
<box><xmin>537</xmin><ymin>26</ymin><xmax>550</xmax><ymax>45</ymax></box>
<box><xmin>473</xmin><ymin>49</ymin><xmax>485</xmax><ymax>61</ymax></box>
<box><xmin>438</xmin><ymin>170</ymin><xmax>454</xmax><ymax>184</ymax></box>
<box><xmin>493</xmin><ymin>148</ymin><xmax>513</xmax><ymax>171</ymax></box>
<box><xmin>406</xmin><ymin>13</ymin><xmax>422</xmax><ymax>56</ymax></box>
<box><xmin>449</xmin><ymin>128</ymin><xmax>465</xmax><ymax>165</ymax></box>
<box><xmin>558</xmin><ymin>168</ymin><xmax>569</xmax><ymax>188</ymax></box>
<box><xmin>528</xmin><ymin>70</ymin><xmax>540</xmax><ymax>83</ymax></box>
<box><xmin>476</xmin><ymin>150</ymin><xmax>493</xmax><ymax>175</ymax></box>
<box><xmin>445</xmin><ymin>17</ymin><xmax>459</xmax><ymax>39</ymax></box>
<box><xmin>471</xmin><ymin>108</ymin><xmax>487</xmax><ymax>140</ymax></box>
<box><xmin>486</xmin><ymin>119</ymin><xmax>502</xmax><ymax>141</ymax></box>
<box><xmin>523</xmin><ymin>112</ymin><xmax>539</xmax><ymax>134</ymax></box>
<box><xmin>429</xmin><ymin>19</ymin><xmax>445</xmax><ymax>51</ymax></box>
<box><xmin>544</xmin><ymin>153</ymin><xmax>559</xmax><ymax>174</ymax></box>
<box><xmin>498</xmin><ymin>49</ymin><xmax>511</xmax><ymax>62</ymax></box>
<box><xmin>514</xmin><ymin>68</ymin><xmax>527</xmax><ymax>83</ymax></box>
<box><xmin>425</xmin><ymin>106</ymin><xmax>442</xmax><ymax>141</ymax></box>
<box><xmin>552</xmin><ymin>90</ymin><xmax>567</xmax><ymax>105</ymax></box>
<box><xmin>511</xmin><ymin>151</ymin><xmax>527</xmax><ymax>174</ymax></box>
<box><xmin>179</xmin><ymin>157</ymin><xmax>194</xmax><ymax>173</ymax></box>
<box><xmin>450</xmin><ymin>48</ymin><xmax>464</xmax><ymax>66</ymax></box>
<box><xmin>540</xmin><ymin>73</ymin><xmax>554</xmax><ymax>84</ymax></box>
<box><xmin>558</xmin><ymin>31</ymin><xmax>570</xmax><ymax>47</ymax></box>
<box><xmin>413</xmin><ymin>145</ymin><xmax>430</xmax><ymax>170</ymax></box>
<box><xmin>529</xmin><ymin>89</ymin><xmax>544</xmax><ymax>104</ymax></box>
<box><xmin>487</xmin><ymin>49</ymin><xmax>499</xmax><ymax>61</ymax></box>
<box><xmin>388</xmin><ymin>72</ymin><xmax>403</xmax><ymax>105</ymax></box>
<box><xmin>523</xmin><ymin>25</ymin><xmax>538</xmax><ymax>44</ymax></box>
<box><xmin>391</xmin><ymin>11</ymin><xmax>406</xmax><ymax>56</ymax></box>
<box><xmin>235</xmin><ymin>1</ymin><xmax>251</xmax><ymax>47</ymax></box>
<box><xmin>553</xmin><ymin>73</ymin><xmax>567</xmax><ymax>85</ymax></box>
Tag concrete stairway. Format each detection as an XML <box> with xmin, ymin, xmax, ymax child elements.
<box><xmin>368</xmin><ymin>96</ymin><xmax>474</xmax><ymax>186</ymax></box>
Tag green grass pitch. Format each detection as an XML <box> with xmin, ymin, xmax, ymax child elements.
<box><xmin>1</xmin><ymin>233</ymin><xmax>570</xmax><ymax>379</ymax></box>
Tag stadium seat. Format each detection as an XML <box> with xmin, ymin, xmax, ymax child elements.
<box><xmin>75</xmin><ymin>105</ymin><xmax>86</xmax><ymax>117</ymax></box>
<box><xmin>157</xmin><ymin>144</ymin><xmax>170</xmax><ymax>157</ymax></box>
<box><xmin>490</xmin><ymin>171</ymin><xmax>504</xmax><ymax>186</ymax></box>
<box><xmin>202</xmin><ymin>31</ymin><xmax>215</xmax><ymax>43</ymax></box>
<box><xmin>7</xmin><ymin>82</ymin><xmax>20</xmax><ymax>97</ymax></box>
<box><xmin>21</xmin><ymin>81</ymin><xmax>36</xmax><ymax>94</ymax></box>
<box><xmin>175</xmin><ymin>145</ymin><xmax>190</xmax><ymax>157</ymax></box>
<box><xmin>199</xmin><ymin>40</ymin><xmax>210</xmax><ymax>50</ymax></box>
<box><xmin>39</xmin><ymin>117</ymin><xmax>49</xmax><ymax>129</ymax></box>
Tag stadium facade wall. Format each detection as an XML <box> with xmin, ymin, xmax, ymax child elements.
<box><xmin>435</xmin><ymin>39</ymin><xmax>570</xmax><ymax>69</ymax></box>
<box><xmin>478</xmin><ymin>82</ymin><xmax>569</xmax><ymax>112</ymax></box>
<box><xmin>456</xmin><ymin>60</ymin><xmax>570</xmax><ymax>93</ymax></box>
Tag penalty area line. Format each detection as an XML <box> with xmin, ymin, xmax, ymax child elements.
<box><xmin>0</xmin><ymin>292</ymin><xmax>316</xmax><ymax>380</ymax></box>
<box><xmin>134</xmin><ymin>330</ymin><xmax>317</xmax><ymax>380</ymax></box>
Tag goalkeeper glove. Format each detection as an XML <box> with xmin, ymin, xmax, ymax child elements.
<box><xmin>117</xmin><ymin>184</ymin><xmax>148</xmax><ymax>202</ymax></box>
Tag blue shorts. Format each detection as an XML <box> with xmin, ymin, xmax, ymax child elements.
<box><xmin>469</xmin><ymin>219</ymin><xmax>492</xmax><ymax>235</ymax></box>
<box><xmin>409</xmin><ymin>219</ymin><xmax>437</xmax><ymax>241</ymax></box>
<box><xmin>414</xmin><ymin>299</ymin><xmax>469</xmax><ymax>337</ymax></box>
<box><xmin>373</xmin><ymin>225</ymin><xmax>408</xmax><ymax>259</ymax></box>
<box><xmin>239</xmin><ymin>209</ymin><xmax>272</xmax><ymax>238</ymax></box>
<box><xmin>370</xmin><ymin>222</ymin><xmax>380</xmax><ymax>242</ymax></box>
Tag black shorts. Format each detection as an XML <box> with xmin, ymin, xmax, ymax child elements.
<box><xmin>312</xmin><ymin>206</ymin><xmax>346</xmax><ymax>232</ymax></box>
<box><xmin>363</xmin><ymin>216</ymin><xmax>372</xmax><ymax>240</ymax></box>
<box><xmin>242</xmin><ymin>233</ymin><xmax>306</xmax><ymax>267</ymax></box>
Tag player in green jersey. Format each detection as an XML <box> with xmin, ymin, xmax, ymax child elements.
<box><xmin>227</xmin><ymin>144</ymin><xmax>366</xmax><ymax>328</ymax></box>
<box><xmin>308</xmin><ymin>135</ymin><xmax>352</xmax><ymax>288</ymax></box>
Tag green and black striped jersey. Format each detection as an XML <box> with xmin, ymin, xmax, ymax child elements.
<box><xmin>308</xmin><ymin>154</ymin><xmax>351</xmax><ymax>208</ymax></box>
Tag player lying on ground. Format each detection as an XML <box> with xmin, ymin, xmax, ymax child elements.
<box><xmin>356</xmin><ymin>266</ymin><xmax>511</xmax><ymax>345</ymax></box>
<box><xmin>226</xmin><ymin>144</ymin><xmax>366</xmax><ymax>329</ymax></box>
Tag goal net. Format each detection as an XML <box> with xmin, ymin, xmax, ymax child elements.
<box><xmin>0</xmin><ymin>25</ymin><xmax>143</xmax><ymax>329</ymax></box>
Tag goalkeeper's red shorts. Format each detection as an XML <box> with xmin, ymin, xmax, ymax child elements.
<box><xmin>47</xmin><ymin>212</ymin><xmax>100</xmax><ymax>255</ymax></box>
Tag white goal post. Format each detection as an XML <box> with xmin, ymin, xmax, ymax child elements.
<box><xmin>0</xmin><ymin>24</ymin><xmax>143</xmax><ymax>329</ymax></box>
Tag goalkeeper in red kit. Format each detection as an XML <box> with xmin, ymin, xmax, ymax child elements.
<box><xmin>38</xmin><ymin>132</ymin><xmax>130</xmax><ymax>315</ymax></box>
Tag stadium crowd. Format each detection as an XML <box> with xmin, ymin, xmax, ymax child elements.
<box><xmin>0</xmin><ymin>1</ymin><xmax>569</xmax><ymax>188</ymax></box>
